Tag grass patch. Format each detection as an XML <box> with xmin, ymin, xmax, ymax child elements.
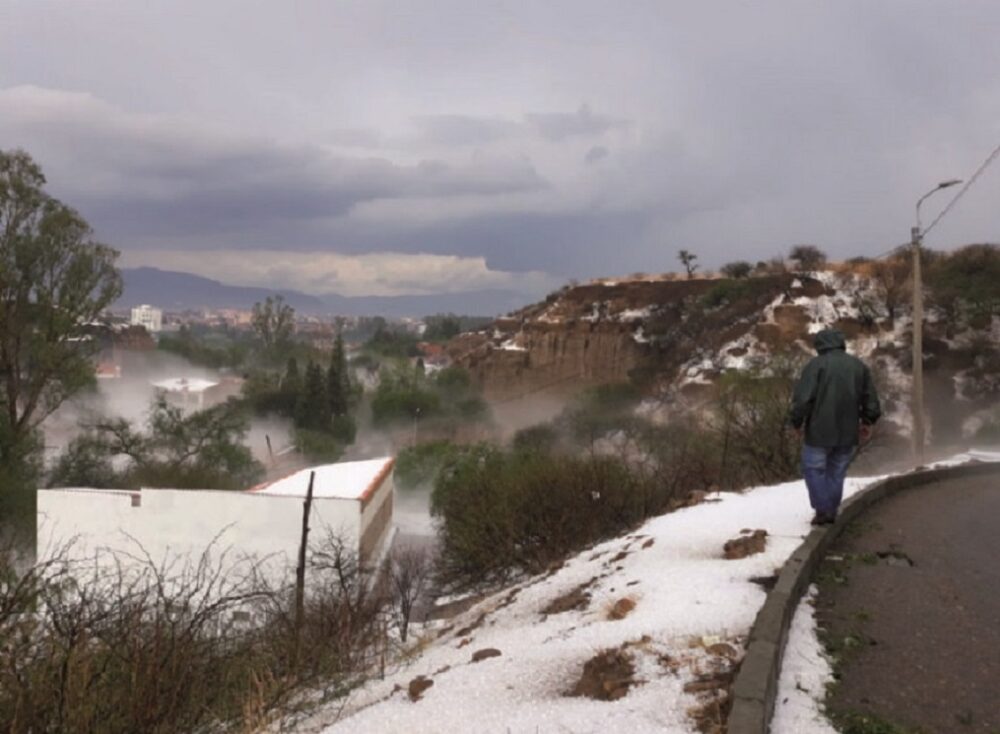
<box><xmin>830</xmin><ymin>711</ymin><xmax>926</xmax><ymax>734</ymax></box>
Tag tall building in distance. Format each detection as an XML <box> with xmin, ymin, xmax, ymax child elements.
<box><xmin>130</xmin><ymin>304</ymin><xmax>163</xmax><ymax>333</ymax></box>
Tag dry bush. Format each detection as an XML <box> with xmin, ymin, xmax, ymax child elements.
<box><xmin>388</xmin><ymin>543</ymin><xmax>434</xmax><ymax>643</ymax></box>
<box><xmin>0</xmin><ymin>533</ymin><xmax>391</xmax><ymax>734</ymax></box>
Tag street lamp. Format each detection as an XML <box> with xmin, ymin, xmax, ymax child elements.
<box><xmin>910</xmin><ymin>178</ymin><xmax>962</xmax><ymax>465</ymax></box>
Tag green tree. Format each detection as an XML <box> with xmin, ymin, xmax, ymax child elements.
<box><xmin>678</xmin><ymin>249</ymin><xmax>699</xmax><ymax>279</ymax></box>
<box><xmin>0</xmin><ymin>149</ymin><xmax>122</xmax><ymax>542</ymax></box>
<box><xmin>327</xmin><ymin>334</ymin><xmax>350</xmax><ymax>417</ymax></box>
<box><xmin>49</xmin><ymin>397</ymin><xmax>264</xmax><ymax>490</ymax></box>
<box><xmin>422</xmin><ymin>313</ymin><xmax>463</xmax><ymax>341</ymax></box>
<box><xmin>251</xmin><ymin>295</ymin><xmax>295</xmax><ymax>354</ymax></box>
<box><xmin>280</xmin><ymin>357</ymin><xmax>302</xmax><ymax>416</ymax></box>
<box><xmin>295</xmin><ymin>361</ymin><xmax>330</xmax><ymax>430</ymax></box>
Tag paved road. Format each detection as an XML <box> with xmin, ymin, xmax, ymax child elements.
<box><xmin>815</xmin><ymin>474</ymin><xmax>1000</xmax><ymax>734</ymax></box>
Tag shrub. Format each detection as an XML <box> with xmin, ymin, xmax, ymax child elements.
<box><xmin>712</xmin><ymin>358</ymin><xmax>803</xmax><ymax>487</ymax></box>
<box><xmin>331</xmin><ymin>414</ymin><xmax>357</xmax><ymax>444</ymax></box>
<box><xmin>753</xmin><ymin>256</ymin><xmax>788</xmax><ymax>276</ymax></box>
<box><xmin>720</xmin><ymin>260</ymin><xmax>753</xmax><ymax>279</ymax></box>
<box><xmin>371</xmin><ymin>366</ymin><xmax>488</xmax><ymax>427</ymax></box>
<box><xmin>394</xmin><ymin>440</ymin><xmax>461</xmax><ymax>490</ymax></box>
<box><xmin>557</xmin><ymin>383</ymin><xmax>642</xmax><ymax>447</ymax></box>
<box><xmin>926</xmin><ymin>243</ymin><xmax>1000</xmax><ymax>327</ymax></box>
<box><xmin>700</xmin><ymin>279</ymin><xmax>756</xmax><ymax>309</ymax></box>
<box><xmin>789</xmin><ymin>244</ymin><xmax>828</xmax><ymax>271</ymax></box>
<box><xmin>371</xmin><ymin>381</ymin><xmax>441</xmax><ymax>426</ymax></box>
<box><xmin>511</xmin><ymin>424</ymin><xmax>562</xmax><ymax>454</ymax></box>
<box><xmin>158</xmin><ymin>326</ymin><xmax>251</xmax><ymax>369</ymax></box>
<box><xmin>294</xmin><ymin>428</ymin><xmax>344</xmax><ymax>463</ymax></box>
<box><xmin>364</xmin><ymin>324</ymin><xmax>420</xmax><ymax>358</ymax></box>
<box><xmin>431</xmin><ymin>447</ymin><xmax>675</xmax><ymax>588</ymax></box>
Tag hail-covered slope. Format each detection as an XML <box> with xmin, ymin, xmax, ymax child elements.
<box><xmin>311</xmin><ymin>474</ymin><xmax>888</xmax><ymax>734</ymax></box>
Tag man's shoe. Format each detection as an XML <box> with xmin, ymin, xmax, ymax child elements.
<box><xmin>811</xmin><ymin>512</ymin><xmax>837</xmax><ymax>526</ymax></box>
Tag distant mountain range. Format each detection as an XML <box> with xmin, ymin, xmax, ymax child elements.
<box><xmin>117</xmin><ymin>267</ymin><xmax>535</xmax><ymax>318</ymax></box>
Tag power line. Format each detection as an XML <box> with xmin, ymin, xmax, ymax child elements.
<box><xmin>924</xmin><ymin>140</ymin><xmax>1000</xmax><ymax>235</ymax></box>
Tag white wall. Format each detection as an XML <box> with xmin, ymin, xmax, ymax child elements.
<box><xmin>37</xmin><ymin>488</ymin><xmax>372</xmax><ymax>582</ymax></box>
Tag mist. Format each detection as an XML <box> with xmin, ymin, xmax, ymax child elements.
<box><xmin>42</xmin><ymin>350</ymin><xmax>294</xmax><ymax>468</ymax></box>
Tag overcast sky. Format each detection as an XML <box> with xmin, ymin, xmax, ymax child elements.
<box><xmin>2</xmin><ymin>1</ymin><xmax>998</xmax><ymax>298</ymax></box>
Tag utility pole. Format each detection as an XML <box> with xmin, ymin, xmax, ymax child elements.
<box><xmin>910</xmin><ymin>178</ymin><xmax>961</xmax><ymax>466</ymax></box>
<box><xmin>910</xmin><ymin>226</ymin><xmax>925</xmax><ymax>466</ymax></box>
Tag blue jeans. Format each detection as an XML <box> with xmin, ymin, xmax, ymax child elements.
<box><xmin>801</xmin><ymin>444</ymin><xmax>855</xmax><ymax>516</ymax></box>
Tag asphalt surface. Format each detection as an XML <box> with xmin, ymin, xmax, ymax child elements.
<box><xmin>815</xmin><ymin>474</ymin><xmax>1000</xmax><ymax>734</ymax></box>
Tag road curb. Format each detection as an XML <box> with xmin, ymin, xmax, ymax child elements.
<box><xmin>727</xmin><ymin>460</ymin><xmax>1000</xmax><ymax>734</ymax></box>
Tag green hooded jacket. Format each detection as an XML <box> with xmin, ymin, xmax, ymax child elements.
<box><xmin>789</xmin><ymin>329</ymin><xmax>881</xmax><ymax>447</ymax></box>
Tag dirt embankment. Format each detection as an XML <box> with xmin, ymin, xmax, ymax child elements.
<box><xmin>448</xmin><ymin>275</ymin><xmax>794</xmax><ymax>402</ymax></box>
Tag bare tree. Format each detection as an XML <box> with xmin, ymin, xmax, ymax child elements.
<box><xmin>875</xmin><ymin>261</ymin><xmax>910</xmax><ymax>324</ymax></box>
<box><xmin>388</xmin><ymin>544</ymin><xmax>434</xmax><ymax>642</ymax></box>
<box><xmin>677</xmin><ymin>249</ymin><xmax>699</xmax><ymax>279</ymax></box>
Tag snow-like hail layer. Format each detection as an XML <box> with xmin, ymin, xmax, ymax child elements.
<box><xmin>675</xmin><ymin>271</ymin><xmax>915</xmax><ymax>400</ymax></box>
<box><xmin>770</xmin><ymin>450</ymin><xmax>1000</xmax><ymax>734</ymax></box>
<box><xmin>770</xmin><ymin>586</ymin><xmax>838</xmax><ymax>734</ymax></box>
<box><xmin>311</xmin><ymin>474</ymin><xmax>893</xmax><ymax>734</ymax></box>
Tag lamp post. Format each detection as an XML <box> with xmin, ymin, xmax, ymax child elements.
<box><xmin>910</xmin><ymin>178</ymin><xmax>961</xmax><ymax>465</ymax></box>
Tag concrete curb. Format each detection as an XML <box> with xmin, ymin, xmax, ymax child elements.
<box><xmin>727</xmin><ymin>460</ymin><xmax>1000</xmax><ymax>734</ymax></box>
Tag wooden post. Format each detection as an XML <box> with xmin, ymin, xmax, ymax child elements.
<box><xmin>292</xmin><ymin>470</ymin><xmax>315</xmax><ymax>672</ymax></box>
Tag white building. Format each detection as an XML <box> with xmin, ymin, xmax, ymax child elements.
<box><xmin>130</xmin><ymin>304</ymin><xmax>163</xmax><ymax>333</ymax></box>
<box><xmin>151</xmin><ymin>377</ymin><xmax>221</xmax><ymax>410</ymax></box>
<box><xmin>37</xmin><ymin>457</ymin><xmax>396</xmax><ymax>580</ymax></box>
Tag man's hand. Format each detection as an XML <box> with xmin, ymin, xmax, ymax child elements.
<box><xmin>789</xmin><ymin>425</ymin><xmax>803</xmax><ymax>442</ymax></box>
<box><xmin>859</xmin><ymin>422</ymin><xmax>874</xmax><ymax>444</ymax></box>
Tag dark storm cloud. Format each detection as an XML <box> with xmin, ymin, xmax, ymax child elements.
<box><xmin>0</xmin><ymin>86</ymin><xmax>545</xmax><ymax>237</ymax></box>
<box><xmin>1</xmin><ymin>1</ymin><xmax>999</xmax><ymax>296</ymax></box>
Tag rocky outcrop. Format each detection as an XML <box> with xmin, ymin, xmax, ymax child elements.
<box><xmin>449</xmin><ymin>268</ymin><xmax>1000</xmax><ymax>446</ymax></box>
<box><xmin>449</xmin><ymin>276</ymin><xmax>791</xmax><ymax>401</ymax></box>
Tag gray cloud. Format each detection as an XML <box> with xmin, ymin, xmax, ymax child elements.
<box><xmin>1</xmin><ymin>1</ymin><xmax>999</xmax><ymax>299</ymax></box>
<box><xmin>525</xmin><ymin>104</ymin><xmax>629</xmax><ymax>141</ymax></box>
<box><xmin>585</xmin><ymin>145</ymin><xmax>609</xmax><ymax>165</ymax></box>
<box><xmin>0</xmin><ymin>87</ymin><xmax>546</xmax><ymax>238</ymax></box>
<box><xmin>411</xmin><ymin>114</ymin><xmax>522</xmax><ymax>146</ymax></box>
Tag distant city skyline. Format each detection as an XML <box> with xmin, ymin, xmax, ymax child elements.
<box><xmin>2</xmin><ymin>1</ymin><xmax>998</xmax><ymax>299</ymax></box>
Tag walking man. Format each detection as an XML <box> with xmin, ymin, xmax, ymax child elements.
<box><xmin>789</xmin><ymin>329</ymin><xmax>881</xmax><ymax>524</ymax></box>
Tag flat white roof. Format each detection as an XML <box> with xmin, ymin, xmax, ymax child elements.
<box><xmin>253</xmin><ymin>457</ymin><xmax>394</xmax><ymax>501</ymax></box>
<box><xmin>151</xmin><ymin>377</ymin><xmax>219</xmax><ymax>392</ymax></box>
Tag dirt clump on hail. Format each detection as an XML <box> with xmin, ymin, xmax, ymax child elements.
<box><xmin>722</xmin><ymin>529</ymin><xmax>768</xmax><ymax>560</ymax></box>
<box><xmin>541</xmin><ymin>581</ymin><xmax>594</xmax><ymax>615</ymax></box>
<box><xmin>568</xmin><ymin>648</ymin><xmax>637</xmax><ymax>701</ymax></box>
<box><xmin>407</xmin><ymin>676</ymin><xmax>434</xmax><ymax>702</ymax></box>
<box><xmin>470</xmin><ymin>648</ymin><xmax>502</xmax><ymax>663</ymax></box>
<box><xmin>607</xmin><ymin>597</ymin><xmax>637</xmax><ymax>620</ymax></box>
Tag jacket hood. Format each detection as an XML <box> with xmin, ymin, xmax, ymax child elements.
<box><xmin>814</xmin><ymin>329</ymin><xmax>846</xmax><ymax>354</ymax></box>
